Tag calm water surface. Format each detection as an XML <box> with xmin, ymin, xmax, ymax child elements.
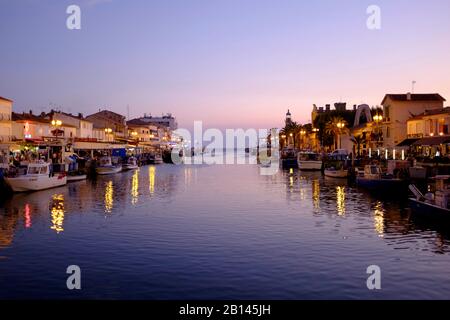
<box><xmin>1</xmin><ymin>154</ymin><xmax>450</xmax><ymax>299</ymax></box>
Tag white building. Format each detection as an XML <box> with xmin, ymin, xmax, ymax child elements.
<box><xmin>0</xmin><ymin>96</ymin><xmax>13</xmax><ymax>143</ymax></box>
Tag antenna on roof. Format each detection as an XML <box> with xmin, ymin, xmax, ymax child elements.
<box><xmin>412</xmin><ymin>80</ymin><xmax>416</xmax><ymax>93</ymax></box>
<box><xmin>127</xmin><ymin>104</ymin><xmax>130</xmax><ymax>121</ymax></box>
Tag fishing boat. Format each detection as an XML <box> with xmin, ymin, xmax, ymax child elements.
<box><xmin>356</xmin><ymin>165</ymin><xmax>408</xmax><ymax>192</ymax></box>
<box><xmin>4</xmin><ymin>162</ymin><xmax>67</xmax><ymax>192</ymax></box>
<box><xmin>280</xmin><ymin>147</ymin><xmax>298</xmax><ymax>169</ymax></box>
<box><xmin>409</xmin><ymin>176</ymin><xmax>450</xmax><ymax>215</ymax></box>
<box><xmin>324</xmin><ymin>167</ymin><xmax>348</xmax><ymax>178</ymax></box>
<box><xmin>122</xmin><ymin>156</ymin><xmax>139</xmax><ymax>171</ymax></box>
<box><xmin>297</xmin><ymin>152</ymin><xmax>322</xmax><ymax>171</ymax></box>
<box><xmin>96</xmin><ymin>156</ymin><xmax>122</xmax><ymax>175</ymax></box>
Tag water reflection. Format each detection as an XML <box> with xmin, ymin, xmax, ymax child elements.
<box><xmin>50</xmin><ymin>194</ymin><xmax>65</xmax><ymax>233</ymax></box>
<box><xmin>25</xmin><ymin>203</ymin><xmax>32</xmax><ymax>229</ymax></box>
<box><xmin>336</xmin><ymin>186</ymin><xmax>346</xmax><ymax>216</ymax></box>
<box><xmin>149</xmin><ymin>166</ymin><xmax>155</xmax><ymax>195</ymax></box>
<box><xmin>131</xmin><ymin>169</ymin><xmax>139</xmax><ymax>205</ymax></box>
<box><xmin>373</xmin><ymin>201</ymin><xmax>385</xmax><ymax>237</ymax></box>
<box><xmin>104</xmin><ymin>181</ymin><xmax>114</xmax><ymax>213</ymax></box>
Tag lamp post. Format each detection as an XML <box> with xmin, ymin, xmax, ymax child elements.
<box><xmin>373</xmin><ymin>114</ymin><xmax>383</xmax><ymax>150</ymax></box>
<box><xmin>300</xmin><ymin>130</ymin><xmax>306</xmax><ymax>150</ymax></box>
<box><xmin>51</xmin><ymin>119</ymin><xmax>63</xmax><ymax>137</ymax></box>
<box><xmin>105</xmin><ymin>128</ymin><xmax>113</xmax><ymax>142</ymax></box>
<box><xmin>336</xmin><ymin>122</ymin><xmax>346</xmax><ymax>150</ymax></box>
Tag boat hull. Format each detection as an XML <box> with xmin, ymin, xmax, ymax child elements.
<box><xmin>5</xmin><ymin>174</ymin><xmax>67</xmax><ymax>192</ymax></box>
<box><xmin>409</xmin><ymin>198</ymin><xmax>450</xmax><ymax>216</ymax></box>
<box><xmin>122</xmin><ymin>165</ymin><xmax>138</xmax><ymax>171</ymax></box>
<box><xmin>324</xmin><ymin>169</ymin><xmax>348</xmax><ymax>178</ymax></box>
<box><xmin>356</xmin><ymin>177</ymin><xmax>408</xmax><ymax>192</ymax></box>
<box><xmin>96</xmin><ymin>166</ymin><xmax>122</xmax><ymax>175</ymax></box>
<box><xmin>67</xmin><ymin>174</ymin><xmax>87</xmax><ymax>182</ymax></box>
<box><xmin>298</xmin><ymin>161</ymin><xmax>322</xmax><ymax>171</ymax></box>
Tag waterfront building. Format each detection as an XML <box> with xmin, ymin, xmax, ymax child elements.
<box><xmin>138</xmin><ymin>113</ymin><xmax>178</xmax><ymax>131</ymax></box>
<box><xmin>380</xmin><ymin>93</ymin><xmax>446</xmax><ymax>149</ymax></box>
<box><xmin>0</xmin><ymin>96</ymin><xmax>13</xmax><ymax>143</ymax></box>
<box><xmin>86</xmin><ymin>109</ymin><xmax>128</xmax><ymax>141</ymax></box>
<box><xmin>11</xmin><ymin>111</ymin><xmax>52</xmax><ymax>140</ymax></box>
<box><xmin>47</xmin><ymin>110</ymin><xmax>94</xmax><ymax>139</ymax></box>
<box><xmin>127</xmin><ymin>119</ymin><xmax>159</xmax><ymax>144</ymax></box>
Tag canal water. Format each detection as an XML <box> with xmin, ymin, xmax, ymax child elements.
<box><xmin>1</xmin><ymin>153</ymin><xmax>450</xmax><ymax>299</ymax></box>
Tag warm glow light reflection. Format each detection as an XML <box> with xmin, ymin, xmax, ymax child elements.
<box><xmin>312</xmin><ymin>180</ymin><xmax>320</xmax><ymax>209</ymax></box>
<box><xmin>104</xmin><ymin>181</ymin><xmax>114</xmax><ymax>213</ymax></box>
<box><xmin>149</xmin><ymin>166</ymin><xmax>156</xmax><ymax>194</ymax></box>
<box><xmin>50</xmin><ymin>194</ymin><xmax>65</xmax><ymax>233</ymax></box>
<box><xmin>25</xmin><ymin>203</ymin><xmax>32</xmax><ymax>228</ymax></box>
<box><xmin>336</xmin><ymin>186</ymin><xmax>346</xmax><ymax>216</ymax></box>
<box><xmin>374</xmin><ymin>201</ymin><xmax>385</xmax><ymax>236</ymax></box>
<box><xmin>131</xmin><ymin>169</ymin><xmax>139</xmax><ymax>205</ymax></box>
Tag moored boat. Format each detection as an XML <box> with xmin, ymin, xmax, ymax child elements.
<box><xmin>67</xmin><ymin>173</ymin><xmax>87</xmax><ymax>182</ymax></box>
<box><xmin>324</xmin><ymin>167</ymin><xmax>348</xmax><ymax>178</ymax></box>
<box><xmin>122</xmin><ymin>156</ymin><xmax>139</xmax><ymax>171</ymax></box>
<box><xmin>4</xmin><ymin>162</ymin><xmax>67</xmax><ymax>192</ymax></box>
<box><xmin>356</xmin><ymin>165</ymin><xmax>408</xmax><ymax>193</ymax></box>
<box><xmin>409</xmin><ymin>176</ymin><xmax>450</xmax><ymax>216</ymax></box>
<box><xmin>153</xmin><ymin>153</ymin><xmax>163</xmax><ymax>164</ymax></box>
<box><xmin>96</xmin><ymin>156</ymin><xmax>122</xmax><ymax>175</ymax></box>
<box><xmin>297</xmin><ymin>152</ymin><xmax>322</xmax><ymax>171</ymax></box>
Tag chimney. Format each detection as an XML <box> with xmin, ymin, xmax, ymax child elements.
<box><xmin>353</xmin><ymin>104</ymin><xmax>357</xmax><ymax>111</ymax></box>
<box><xmin>78</xmin><ymin>112</ymin><xmax>83</xmax><ymax>119</ymax></box>
<box><xmin>407</xmin><ymin>92</ymin><xmax>412</xmax><ymax>100</ymax></box>
<box><xmin>29</xmin><ymin>109</ymin><xmax>33</xmax><ymax>115</ymax></box>
<box><xmin>325</xmin><ymin>104</ymin><xmax>331</xmax><ymax>112</ymax></box>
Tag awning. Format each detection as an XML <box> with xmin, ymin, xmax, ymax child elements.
<box><xmin>411</xmin><ymin>136</ymin><xmax>450</xmax><ymax>146</ymax></box>
<box><xmin>397</xmin><ymin>138</ymin><xmax>420</xmax><ymax>147</ymax></box>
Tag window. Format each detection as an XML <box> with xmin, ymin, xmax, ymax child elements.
<box><xmin>386</xmin><ymin>127</ymin><xmax>390</xmax><ymax>138</ymax></box>
<box><xmin>384</xmin><ymin>106</ymin><xmax>390</xmax><ymax>120</ymax></box>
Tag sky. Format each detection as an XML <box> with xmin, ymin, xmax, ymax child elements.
<box><xmin>1</xmin><ymin>0</ymin><xmax>450</xmax><ymax>131</ymax></box>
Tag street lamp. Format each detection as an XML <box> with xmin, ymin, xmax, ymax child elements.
<box><xmin>373</xmin><ymin>114</ymin><xmax>383</xmax><ymax>148</ymax></box>
<box><xmin>336</xmin><ymin>122</ymin><xmax>346</xmax><ymax>149</ymax></box>
<box><xmin>51</xmin><ymin>119</ymin><xmax>63</xmax><ymax>137</ymax></box>
<box><xmin>105</xmin><ymin>128</ymin><xmax>113</xmax><ymax>141</ymax></box>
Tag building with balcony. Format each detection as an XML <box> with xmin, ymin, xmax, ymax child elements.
<box><xmin>381</xmin><ymin>93</ymin><xmax>446</xmax><ymax>149</ymax></box>
<box><xmin>127</xmin><ymin>119</ymin><xmax>159</xmax><ymax>144</ymax></box>
<box><xmin>138</xmin><ymin>113</ymin><xmax>177</xmax><ymax>131</ymax></box>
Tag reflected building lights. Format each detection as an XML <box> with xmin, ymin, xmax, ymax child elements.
<box><xmin>149</xmin><ymin>166</ymin><xmax>156</xmax><ymax>194</ymax></box>
<box><xmin>50</xmin><ymin>194</ymin><xmax>65</xmax><ymax>233</ymax></box>
<box><xmin>374</xmin><ymin>201</ymin><xmax>385</xmax><ymax>236</ymax></box>
<box><xmin>312</xmin><ymin>180</ymin><xmax>320</xmax><ymax>209</ymax></box>
<box><xmin>131</xmin><ymin>169</ymin><xmax>139</xmax><ymax>205</ymax></box>
<box><xmin>336</xmin><ymin>186</ymin><xmax>346</xmax><ymax>216</ymax></box>
<box><xmin>104</xmin><ymin>181</ymin><xmax>114</xmax><ymax>213</ymax></box>
<box><xmin>25</xmin><ymin>203</ymin><xmax>32</xmax><ymax>228</ymax></box>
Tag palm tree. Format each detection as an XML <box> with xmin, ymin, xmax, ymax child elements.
<box><xmin>350</xmin><ymin>135</ymin><xmax>366</xmax><ymax>157</ymax></box>
<box><xmin>281</xmin><ymin>121</ymin><xmax>301</xmax><ymax>148</ymax></box>
<box><xmin>325</xmin><ymin>117</ymin><xmax>348</xmax><ymax>150</ymax></box>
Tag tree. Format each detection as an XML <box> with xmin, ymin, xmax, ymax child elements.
<box><xmin>350</xmin><ymin>135</ymin><xmax>367</xmax><ymax>157</ymax></box>
<box><xmin>325</xmin><ymin>117</ymin><xmax>348</xmax><ymax>150</ymax></box>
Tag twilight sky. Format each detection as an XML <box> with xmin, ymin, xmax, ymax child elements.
<box><xmin>1</xmin><ymin>0</ymin><xmax>450</xmax><ymax>131</ymax></box>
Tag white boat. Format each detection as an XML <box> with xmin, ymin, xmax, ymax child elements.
<box><xmin>4</xmin><ymin>162</ymin><xmax>67</xmax><ymax>192</ymax></box>
<box><xmin>123</xmin><ymin>157</ymin><xmax>139</xmax><ymax>171</ymax></box>
<box><xmin>324</xmin><ymin>167</ymin><xmax>348</xmax><ymax>178</ymax></box>
<box><xmin>297</xmin><ymin>152</ymin><xmax>322</xmax><ymax>171</ymax></box>
<box><xmin>96</xmin><ymin>157</ymin><xmax>122</xmax><ymax>175</ymax></box>
<box><xmin>67</xmin><ymin>174</ymin><xmax>87</xmax><ymax>182</ymax></box>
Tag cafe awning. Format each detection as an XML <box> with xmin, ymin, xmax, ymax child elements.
<box><xmin>397</xmin><ymin>138</ymin><xmax>420</xmax><ymax>147</ymax></box>
<box><xmin>411</xmin><ymin>136</ymin><xmax>450</xmax><ymax>146</ymax></box>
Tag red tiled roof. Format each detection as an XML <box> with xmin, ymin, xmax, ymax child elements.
<box><xmin>382</xmin><ymin>93</ymin><xmax>446</xmax><ymax>105</ymax></box>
